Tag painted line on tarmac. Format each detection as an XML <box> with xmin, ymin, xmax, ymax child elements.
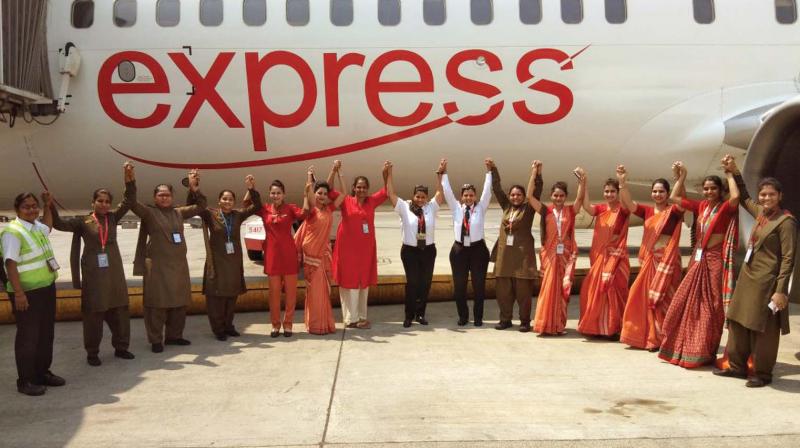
<box><xmin>320</xmin><ymin>326</ymin><xmax>348</xmax><ymax>446</ymax></box>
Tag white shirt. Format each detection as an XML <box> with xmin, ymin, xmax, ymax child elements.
<box><xmin>395</xmin><ymin>199</ymin><xmax>440</xmax><ymax>246</ymax></box>
<box><xmin>442</xmin><ymin>172</ymin><xmax>492</xmax><ymax>243</ymax></box>
<box><xmin>1</xmin><ymin>218</ymin><xmax>52</xmax><ymax>263</ymax></box>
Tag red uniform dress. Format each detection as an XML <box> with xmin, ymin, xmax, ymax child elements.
<box><xmin>260</xmin><ymin>203</ymin><xmax>305</xmax><ymax>276</ymax></box>
<box><xmin>332</xmin><ymin>188</ymin><xmax>388</xmax><ymax>289</ymax></box>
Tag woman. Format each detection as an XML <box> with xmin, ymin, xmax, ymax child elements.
<box><xmin>441</xmin><ymin>159</ymin><xmax>493</xmax><ymax>326</ymax></box>
<box><xmin>128</xmin><ymin>167</ymin><xmax>207</xmax><ymax>353</ymax></box>
<box><xmin>260</xmin><ymin>180</ymin><xmax>305</xmax><ymax>338</ymax></box>
<box><xmin>658</xmin><ymin>156</ymin><xmax>740</xmax><ymax>368</ymax></box>
<box><xmin>1</xmin><ymin>191</ymin><xmax>65</xmax><ymax>396</ymax></box>
<box><xmin>332</xmin><ymin>161</ymin><xmax>390</xmax><ymax>329</ymax></box>
<box><xmin>578</xmin><ymin>171</ymin><xmax>633</xmax><ymax>339</ymax></box>
<box><xmin>295</xmin><ymin>166</ymin><xmax>346</xmax><ymax>335</ymax></box>
<box><xmin>192</xmin><ymin>175</ymin><xmax>261</xmax><ymax>341</ymax></box>
<box><xmin>529</xmin><ymin>167</ymin><xmax>587</xmax><ymax>335</ymax></box>
<box><xmin>489</xmin><ymin>159</ymin><xmax>543</xmax><ymax>332</ymax></box>
<box><xmin>714</xmin><ymin>159</ymin><xmax>796</xmax><ymax>387</ymax></box>
<box><xmin>387</xmin><ymin>160</ymin><xmax>444</xmax><ymax>328</ymax></box>
<box><xmin>618</xmin><ymin>165</ymin><xmax>684</xmax><ymax>351</ymax></box>
<box><xmin>50</xmin><ymin>162</ymin><xmax>136</xmax><ymax>365</ymax></box>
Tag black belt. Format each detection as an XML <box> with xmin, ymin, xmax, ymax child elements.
<box><xmin>454</xmin><ymin>239</ymin><xmax>483</xmax><ymax>246</ymax></box>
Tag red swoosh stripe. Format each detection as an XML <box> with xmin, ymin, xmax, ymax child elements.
<box><xmin>111</xmin><ymin>115</ymin><xmax>455</xmax><ymax>169</ymax></box>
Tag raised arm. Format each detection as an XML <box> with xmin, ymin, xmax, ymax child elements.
<box><xmin>40</xmin><ymin>191</ymin><xmax>53</xmax><ymax>230</ymax></box>
<box><xmin>489</xmin><ymin>159</ymin><xmax>509</xmax><ymax>210</ymax></box>
<box><xmin>440</xmin><ymin>160</ymin><xmax>460</xmax><ymax>212</ymax></box>
<box><xmin>721</xmin><ymin>154</ymin><xmax>740</xmax><ymax>209</ymax></box>
<box><xmin>527</xmin><ymin>161</ymin><xmax>544</xmax><ymax>213</ymax></box>
<box><xmin>330</xmin><ymin>162</ymin><xmax>347</xmax><ymax>209</ymax></box>
<box><xmin>303</xmin><ymin>167</ymin><xmax>314</xmax><ymax>213</ymax></box>
<box><xmin>177</xmin><ymin>169</ymin><xmax>208</xmax><ymax>219</ymax></box>
<box><xmin>327</xmin><ymin>160</ymin><xmax>340</xmax><ymax>186</ymax></box>
<box><xmin>616</xmin><ymin>165</ymin><xmax>637</xmax><ymax>213</ymax></box>
<box><xmin>240</xmin><ymin>174</ymin><xmax>263</xmax><ymax>218</ymax></box>
<box><xmin>572</xmin><ymin>167</ymin><xmax>587</xmax><ymax>214</ymax></box>
<box><xmin>433</xmin><ymin>159</ymin><xmax>445</xmax><ymax>205</ymax></box>
<box><xmin>668</xmin><ymin>162</ymin><xmax>687</xmax><ymax>205</ymax></box>
<box><xmin>123</xmin><ymin>162</ymin><xmax>148</xmax><ymax>218</ymax></box>
<box><xmin>579</xmin><ymin>168</ymin><xmax>594</xmax><ymax>216</ymax></box>
<box><xmin>111</xmin><ymin>162</ymin><xmax>135</xmax><ymax>222</ymax></box>
<box><xmin>49</xmin><ymin>200</ymin><xmax>81</xmax><ymax>233</ymax></box>
<box><xmin>386</xmin><ymin>161</ymin><xmax>398</xmax><ymax>207</ymax></box>
<box><xmin>478</xmin><ymin>158</ymin><xmax>493</xmax><ymax>212</ymax></box>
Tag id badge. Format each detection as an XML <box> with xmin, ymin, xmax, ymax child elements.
<box><xmin>556</xmin><ymin>243</ymin><xmax>565</xmax><ymax>255</ymax></box>
<box><xmin>97</xmin><ymin>253</ymin><xmax>109</xmax><ymax>268</ymax></box>
<box><xmin>768</xmin><ymin>301</ymin><xmax>779</xmax><ymax>314</ymax></box>
<box><xmin>172</xmin><ymin>232</ymin><xmax>182</xmax><ymax>244</ymax></box>
<box><xmin>744</xmin><ymin>246</ymin><xmax>753</xmax><ymax>264</ymax></box>
<box><xmin>463</xmin><ymin>236</ymin><xmax>471</xmax><ymax>247</ymax></box>
<box><xmin>362</xmin><ymin>223</ymin><xmax>369</xmax><ymax>234</ymax></box>
<box><xmin>506</xmin><ymin>235</ymin><xmax>515</xmax><ymax>246</ymax></box>
<box><xmin>47</xmin><ymin>257</ymin><xmax>60</xmax><ymax>272</ymax></box>
<box><xmin>225</xmin><ymin>242</ymin><xmax>235</xmax><ymax>255</ymax></box>
<box><xmin>694</xmin><ymin>248</ymin><xmax>703</xmax><ymax>262</ymax></box>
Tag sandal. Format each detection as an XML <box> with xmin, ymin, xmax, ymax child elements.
<box><xmin>356</xmin><ymin>319</ymin><xmax>371</xmax><ymax>329</ymax></box>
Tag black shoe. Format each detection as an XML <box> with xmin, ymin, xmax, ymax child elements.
<box><xmin>87</xmin><ymin>356</ymin><xmax>102</xmax><ymax>367</ymax></box>
<box><xmin>164</xmin><ymin>338</ymin><xmax>191</xmax><ymax>346</ymax></box>
<box><xmin>495</xmin><ymin>321</ymin><xmax>512</xmax><ymax>330</ymax></box>
<box><xmin>403</xmin><ymin>319</ymin><xmax>412</xmax><ymax>328</ymax></box>
<box><xmin>152</xmin><ymin>343</ymin><xmax>164</xmax><ymax>353</ymax></box>
<box><xmin>712</xmin><ymin>368</ymin><xmax>747</xmax><ymax>379</ymax></box>
<box><xmin>457</xmin><ymin>318</ymin><xmax>468</xmax><ymax>326</ymax></box>
<box><xmin>226</xmin><ymin>329</ymin><xmax>241</xmax><ymax>337</ymax></box>
<box><xmin>17</xmin><ymin>380</ymin><xmax>46</xmax><ymax>396</ymax></box>
<box><xmin>474</xmin><ymin>320</ymin><xmax>483</xmax><ymax>327</ymax></box>
<box><xmin>37</xmin><ymin>372</ymin><xmax>65</xmax><ymax>387</ymax></box>
<box><xmin>284</xmin><ymin>330</ymin><xmax>293</xmax><ymax>338</ymax></box>
<box><xmin>114</xmin><ymin>350</ymin><xmax>135</xmax><ymax>360</ymax></box>
<box><xmin>270</xmin><ymin>330</ymin><xmax>280</xmax><ymax>338</ymax></box>
<box><xmin>745</xmin><ymin>377</ymin><xmax>771</xmax><ymax>388</ymax></box>
<box><xmin>415</xmin><ymin>316</ymin><xmax>429</xmax><ymax>326</ymax></box>
<box><xmin>215</xmin><ymin>333</ymin><xmax>228</xmax><ymax>341</ymax></box>
<box><xmin>519</xmin><ymin>323</ymin><xmax>532</xmax><ymax>333</ymax></box>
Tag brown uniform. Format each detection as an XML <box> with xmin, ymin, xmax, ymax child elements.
<box><xmin>490</xmin><ymin>167</ymin><xmax>542</xmax><ymax>325</ymax></box>
<box><xmin>727</xmin><ymin>174</ymin><xmax>798</xmax><ymax>382</ymax></box>
<box><xmin>51</xmin><ymin>188</ymin><xmax>131</xmax><ymax>357</ymax></box>
<box><xmin>127</xmin><ymin>181</ymin><xmax>207</xmax><ymax>344</ymax></box>
<box><xmin>190</xmin><ymin>189</ymin><xmax>261</xmax><ymax>337</ymax></box>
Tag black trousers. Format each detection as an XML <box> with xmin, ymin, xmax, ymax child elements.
<box><xmin>9</xmin><ymin>283</ymin><xmax>57</xmax><ymax>383</ymax></box>
<box><xmin>400</xmin><ymin>244</ymin><xmax>437</xmax><ymax>320</ymax></box>
<box><xmin>449</xmin><ymin>240</ymin><xmax>490</xmax><ymax>322</ymax></box>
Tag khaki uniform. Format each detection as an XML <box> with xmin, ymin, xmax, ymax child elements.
<box><xmin>490</xmin><ymin>167</ymin><xmax>542</xmax><ymax>324</ymax></box>
<box><xmin>127</xmin><ymin>181</ymin><xmax>207</xmax><ymax>344</ymax></box>
<box><xmin>727</xmin><ymin>174</ymin><xmax>798</xmax><ymax>381</ymax></box>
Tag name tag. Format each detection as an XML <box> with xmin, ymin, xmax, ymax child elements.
<box><xmin>362</xmin><ymin>223</ymin><xmax>369</xmax><ymax>234</ymax></box>
<box><xmin>47</xmin><ymin>257</ymin><xmax>60</xmax><ymax>272</ymax></box>
<box><xmin>172</xmin><ymin>232</ymin><xmax>182</xmax><ymax>244</ymax></box>
<box><xmin>506</xmin><ymin>235</ymin><xmax>515</xmax><ymax>246</ymax></box>
<box><xmin>694</xmin><ymin>248</ymin><xmax>703</xmax><ymax>262</ymax></box>
<box><xmin>768</xmin><ymin>301</ymin><xmax>778</xmax><ymax>314</ymax></box>
<box><xmin>463</xmin><ymin>236</ymin><xmax>471</xmax><ymax>247</ymax></box>
<box><xmin>744</xmin><ymin>246</ymin><xmax>753</xmax><ymax>264</ymax></box>
<box><xmin>97</xmin><ymin>253</ymin><xmax>109</xmax><ymax>268</ymax></box>
<box><xmin>225</xmin><ymin>242</ymin><xmax>235</xmax><ymax>255</ymax></box>
<box><xmin>556</xmin><ymin>243</ymin><xmax>565</xmax><ymax>255</ymax></box>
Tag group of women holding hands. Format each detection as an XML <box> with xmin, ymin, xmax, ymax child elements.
<box><xmin>1</xmin><ymin>153</ymin><xmax>795</xmax><ymax>396</ymax></box>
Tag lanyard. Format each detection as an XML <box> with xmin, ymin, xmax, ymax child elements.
<box><xmin>553</xmin><ymin>206</ymin><xmax>564</xmax><ymax>241</ymax></box>
<box><xmin>220</xmin><ymin>210</ymin><xmax>233</xmax><ymax>242</ymax></box>
<box><xmin>92</xmin><ymin>213</ymin><xmax>109</xmax><ymax>252</ymax></box>
<box><xmin>698</xmin><ymin>202</ymin><xmax>720</xmax><ymax>240</ymax></box>
<box><xmin>507</xmin><ymin>207</ymin><xmax>521</xmax><ymax>232</ymax></box>
<box><xmin>749</xmin><ymin>209</ymin><xmax>778</xmax><ymax>248</ymax></box>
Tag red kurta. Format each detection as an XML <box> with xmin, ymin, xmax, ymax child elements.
<box><xmin>332</xmin><ymin>188</ymin><xmax>388</xmax><ymax>289</ymax></box>
<box><xmin>260</xmin><ymin>203</ymin><xmax>305</xmax><ymax>276</ymax></box>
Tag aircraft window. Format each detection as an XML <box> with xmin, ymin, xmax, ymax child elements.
<box><xmin>243</xmin><ymin>0</ymin><xmax>267</xmax><ymax>26</ymax></box>
<box><xmin>776</xmin><ymin>0</ymin><xmax>798</xmax><ymax>24</ymax></box>
<box><xmin>331</xmin><ymin>0</ymin><xmax>354</xmax><ymax>26</ymax></box>
<box><xmin>561</xmin><ymin>0</ymin><xmax>582</xmax><ymax>24</ymax></box>
<box><xmin>424</xmin><ymin>0</ymin><xmax>446</xmax><ymax>26</ymax></box>
<box><xmin>157</xmin><ymin>0</ymin><xmax>180</xmax><ymax>27</ymax></box>
<box><xmin>378</xmin><ymin>0</ymin><xmax>401</xmax><ymax>26</ymax></box>
<box><xmin>287</xmin><ymin>0</ymin><xmax>310</xmax><ymax>26</ymax></box>
<box><xmin>471</xmin><ymin>0</ymin><xmax>493</xmax><ymax>25</ymax></box>
<box><xmin>692</xmin><ymin>0</ymin><xmax>714</xmax><ymax>24</ymax></box>
<box><xmin>605</xmin><ymin>0</ymin><xmax>626</xmax><ymax>24</ymax></box>
<box><xmin>118</xmin><ymin>60</ymin><xmax>136</xmax><ymax>82</ymax></box>
<box><xmin>519</xmin><ymin>0</ymin><xmax>542</xmax><ymax>24</ymax></box>
<box><xmin>200</xmin><ymin>0</ymin><xmax>223</xmax><ymax>26</ymax></box>
<box><xmin>113</xmin><ymin>0</ymin><xmax>137</xmax><ymax>27</ymax></box>
<box><xmin>71</xmin><ymin>0</ymin><xmax>94</xmax><ymax>29</ymax></box>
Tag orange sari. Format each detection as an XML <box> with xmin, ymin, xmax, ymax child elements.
<box><xmin>533</xmin><ymin>205</ymin><xmax>577</xmax><ymax>335</ymax></box>
<box><xmin>294</xmin><ymin>205</ymin><xmax>336</xmax><ymax>335</ymax></box>
<box><xmin>578</xmin><ymin>204</ymin><xmax>631</xmax><ymax>337</ymax></box>
<box><xmin>620</xmin><ymin>205</ymin><xmax>682</xmax><ymax>350</ymax></box>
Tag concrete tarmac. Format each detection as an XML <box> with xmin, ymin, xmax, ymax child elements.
<box><xmin>1</xmin><ymin>300</ymin><xmax>799</xmax><ymax>448</ymax></box>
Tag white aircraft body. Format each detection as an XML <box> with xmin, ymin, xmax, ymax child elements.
<box><xmin>1</xmin><ymin>0</ymin><xmax>800</xmax><ymax>218</ymax></box>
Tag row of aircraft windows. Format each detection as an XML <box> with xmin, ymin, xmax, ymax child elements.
<box><xmin>71</xmin><ymin>0</ymin><xmax>800</xmax><ymax>29</ymax></box>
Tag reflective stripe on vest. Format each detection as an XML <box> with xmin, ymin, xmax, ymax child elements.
<box><xmin>1</xmin><ymin>219</ymin><xmax>57</xmax><ymax>292</ymax></box>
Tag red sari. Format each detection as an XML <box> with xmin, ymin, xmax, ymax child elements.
<box><xmin>295</xmin><ymin>204</ymin><xmax>337</xmax><ymax>335</ymax></box>
<box><xmin>620</xmin><ymin>205</ymin><xmax>683</xmax><ymax>350</ymax></box>
<box><xmin>578</xmin><ymin>204</ymin><xmax>631</xmax><ymax>337</ymax></box>
<box><xmin>332</xmin><ymin>188</ymin><xmax>388</xmax><ymax>289</ymax></box>
<box><xmin>658</xmin><ymin>199</ymin><xmax>737</xmax><ymax>368</ymax></box>
<box><xmin>533</xmin><ymin>205</ymin><xmax>577</xmax><ymax>335</ymax></box>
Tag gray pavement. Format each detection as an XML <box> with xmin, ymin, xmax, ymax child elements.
<box><xmin>1</xmin><ymin>300</ymin><xmax>799</xmax><ymax>447</ymax></box>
